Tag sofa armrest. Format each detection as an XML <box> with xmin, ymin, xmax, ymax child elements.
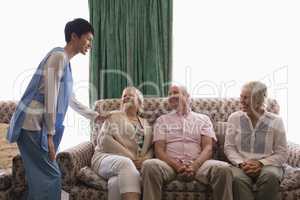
<box><xmin>0</xmin><ymin>169</ymin><xmax>12</xmax><ymax>190</ymax></box>
<box><xmin>12</xmin><ymin>155</ymin><xmax>26</xmax><ymax>188</ymax></box>
<box><xmin>57</xmin><ymin>141</ymin><xmax>94</xmax><ymax>192</ymax></box>
<box><xmin>287</xmin><ymin>142</ymin><xmax>300</xmax><ymax>168</ymax></box>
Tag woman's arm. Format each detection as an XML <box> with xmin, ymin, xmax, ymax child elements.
<box><xmin>44</xmin><ymin>52</ymin><xmax>65</xmax><ymax>136</ymax></box>
<box><xmin>69</xmin><ymin>92</ymin><xmax>99</xmax><ymax>120</ymax></box>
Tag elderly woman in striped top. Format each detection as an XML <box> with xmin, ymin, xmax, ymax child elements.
<box><xmin>91</xmin><ymin>86</ymin><xmax>153</xmax><ymax>200</ymax></box>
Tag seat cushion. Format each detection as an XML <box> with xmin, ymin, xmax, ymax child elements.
<box><xmin>77</xmin><ymin>166</ymin><xmax>209</xmax><ymax>193</ymax></box>
<box><xmin>70</xmin><ymin>183</ymin><xmax>107</xmax><ymax>200</ymax></box>
<box><xmin>163</xmin><ymin>179</ymin><xmax>208</xmax><ymax>192</ymax></box>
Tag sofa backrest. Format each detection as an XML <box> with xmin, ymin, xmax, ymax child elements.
<box><xmin>0</xmin><ymin>101</ymin><xmax>17</xmax><ymax>124</ymax></box>
<box><xmin>92</xmin><ymin>97</ymin><xmax>280</xmax><ymax>150</ymax></box>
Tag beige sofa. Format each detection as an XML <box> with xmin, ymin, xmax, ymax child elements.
<box><xmin>56</xmin><ymin>98</ymin><xmax>300</xmax><ymax>200</ymax></box>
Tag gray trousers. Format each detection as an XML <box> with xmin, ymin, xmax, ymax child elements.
<box><xmin>141</xmin><ymin>159</ymin><xmax>233</xmax><ymax>200</ymax></box>
<box><xmin>231</xmin><ymin>165</ymin><xmax>283</xmax><ymax>200</ymax></box>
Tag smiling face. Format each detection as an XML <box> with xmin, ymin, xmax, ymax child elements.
<box><xmin>240</xmin><ymin>82</ymin><xmax>267</xmax><ymax>115</ymax></box>
<box><xmin>121</xmin><ymin>88</ymin><xmax>140</xmax><ymax>112</ymax></box>
<box><xmin>240</xmin><ymin>86</ymin><xmax>252</xmax><ymax>114</ymax></box>
<box><xmin>168</xmin><ymin>85</ymin><xmax>189</xmax><ymax>111</ymax></box>
<box><xmin>72</xmin><ymin>32</ymin><xmax>93</xmax><ymax>55</ymax></box>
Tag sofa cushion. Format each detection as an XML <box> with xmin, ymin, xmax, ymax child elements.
<box><xmin>163</xmin><ymin>179</ymin><xmax>208</xmax><ymax>192</ymax></box>
<box><xmin>77</xmin><ymin>166</ymin><xmax>209</xmax><ymax>193</ymax></box>
<box><xmin>69</xmin><ymin>184</ymin><xmax>108</xmax><ymax>200</ymax></box>
<box><xmin>280</xmin><ymin>164</ymin><xmax>300</xmax><ymax>191</ymax></box>
<box><xmin>77</xmin><ymin>167</ymin><xmax>107</xmax><ymax>190</ymax></box>
<box><xmin>0</xmin><ymin>123</ymin><xmax>19</xmax><ymax>170</ymax></box>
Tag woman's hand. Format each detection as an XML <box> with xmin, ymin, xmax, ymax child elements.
<box><xmin>48</xmin><ymin>135</ymin><xmax>56</xmax><ymax>161</ymax></box>
<box><xmin>94</xmin><ymin>113</ymin><xmax>111</xmax><ymax>124</ymax></box>
<box><xmin>133</xmin><ymin>157</ymin><xmax>146</xmax><ymax>170</ymax></box>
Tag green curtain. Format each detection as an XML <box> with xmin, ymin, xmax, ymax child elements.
<box><xmin>89</xmin><ymin>0</ymin><xmax>172</xmax><ymax>104</ymax></box>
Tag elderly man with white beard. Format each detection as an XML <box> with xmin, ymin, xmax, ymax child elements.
<box><xmin>141</xmin><ymin>85</ymin><xmax>233</xmax><ymax>200</ymax></box>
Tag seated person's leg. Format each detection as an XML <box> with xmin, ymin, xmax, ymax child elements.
<box><xmin>230</xmin><ymin>166</ymin><xmax>255</xmax><ymax>200</ymax></box>
<box><xmin>195</xmin><ymin>160</ymin><xmax>233</xmax><ymax>200</ymax></box>
<box><xmin>99</xmin><ymin>155</ymin><xmax>141</xmax><ymax>200</ymax></box>
<box><xmin>255</xmin><ymin>165</ymin><xmax>283</xmax><ymax>200</ymax></box>
<box><xmin>108</xmin><ymin>176</ymin><xmax>121</xmax><ymax>200</ymax></box>
<box><xmin>141</xmin><ymin>159</ymin><xmax>176</xmax><ymax>200</ymax></box>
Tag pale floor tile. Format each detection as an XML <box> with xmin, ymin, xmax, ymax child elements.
<box><xmin>62</xmin><ymin>190</ymin><xmax>69</xmax><ymax>200</ymax></box>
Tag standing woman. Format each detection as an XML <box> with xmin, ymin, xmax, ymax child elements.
<box><xmin>7</xmin><ymin>18</ymin><xmax>101</xmax><ymax>200</ymax></box>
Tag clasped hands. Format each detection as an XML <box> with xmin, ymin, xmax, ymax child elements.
<box><xmin>239</xmin><ymin>159</ymin><xmax>264</xmax><ymax>178</ymax></box>
<box><xmin>133</xmin><ymin>157</ymin><xmax>147</xmax><ymax>170</ymax></box>
<box><xmin>174</xmin><ymin>160</ymin><xmax>198</xmax><ymax>182</ymax></box>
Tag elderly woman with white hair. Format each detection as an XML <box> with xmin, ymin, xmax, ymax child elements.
<box><xmin>224</xmin><ymin>81</ymin><xmax>288</xmax><ymax>200</ymax></box>
<box><xmin>91</xmin><ymin>86</ymin><xmax>153</xmax><ymax>200</ymax></box>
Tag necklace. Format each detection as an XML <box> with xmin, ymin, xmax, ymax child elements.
<box><xmin>128</xmin><ymin>116</ymin><xmax>144</xmax><ymax>150</ymax></box>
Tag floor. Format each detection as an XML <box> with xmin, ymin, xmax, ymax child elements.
<box><xmin>62</xmin><ymin>190</ymin><xmax>69</xmax><ymax>200</ymax></box>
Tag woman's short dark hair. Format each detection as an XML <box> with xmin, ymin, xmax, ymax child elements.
<box><xmin>64</xmin><ymin>18</ymin><xmax>94</xmax><ymax>43</ymax></box>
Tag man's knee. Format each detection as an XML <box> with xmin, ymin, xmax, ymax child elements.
<box><xmin>232</xmin><ymin>172</ymin><xmax>250</xmax><ymax>186</ymax></box>
<box><xmin>212</xmin><ymin>165</ymin><xmax>232</xmax><ymax>179</ymax></box>
<box><xmin>258</xmin><ymin>170</ymin><xmax>280</xmax><ymax>186</ymax></box>
<box><xmin>233</xmin><ymin>175</ymin><xmax>247</xmax><ymax>186</ymax></box>
<box><xmin>141</xmin><ymin>159</ymin><xmax>161</xmax><ymax>176</ymax></box>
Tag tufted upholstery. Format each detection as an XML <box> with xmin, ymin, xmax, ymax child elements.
<box><xmin>0</xmin><ymin>101</ymin><xmax>18</xmax><ymax>200</ymax></box>
<box><xmin>0</xmin><ymin>101</ymin><xmax>17</xmax><ymax>124</ymax></box>
<box><xmin>56</xmin><ymin>97</ymin><xmax>300</xmax><ymax>200</ymax></box>
<box><xmin>1</xmin><ymin>98</ymin><xmax>299</xmax><ymax>200</ymax></box>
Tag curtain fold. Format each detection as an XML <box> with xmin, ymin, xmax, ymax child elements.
<box><xmin>89</xmin><ymin>0</ymin><xmax>172</xmax><ymax>104</ymax></box>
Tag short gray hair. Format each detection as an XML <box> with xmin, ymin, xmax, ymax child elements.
<box><xmin>242</xmin><ymin>81</ymin><xmax>267</xmax><ymax>108</ymax></box>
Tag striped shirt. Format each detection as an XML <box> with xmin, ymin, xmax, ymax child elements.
<box><xmin>224</xmin><ymin>111</ymin><xmax>287</xmax><ymax>167</ymax></box>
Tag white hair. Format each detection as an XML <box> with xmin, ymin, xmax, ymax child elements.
<box><xmin>122</xmin><ymin>86</ymin><xmax>144</xmax><ymax>111</ymax></box>
<box><xmin>242</xmin><ymin>81</ymin><xmax>267</xmax><ymax>108</ymax></box>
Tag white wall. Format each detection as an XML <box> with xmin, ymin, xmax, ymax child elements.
<box><xmin>1</xmin><ymin>0</ymin><xmax>299</xmax><ymax>148</ymax></box>
<box><xmin>173</xmin><ymin>0</ymin><xmax>300</xmax><ymax>142</ymax></box>
<box><xmin>0</xmin><ymin>0</ymin><xmax>91</xmax><ymax>150</ymax></box>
